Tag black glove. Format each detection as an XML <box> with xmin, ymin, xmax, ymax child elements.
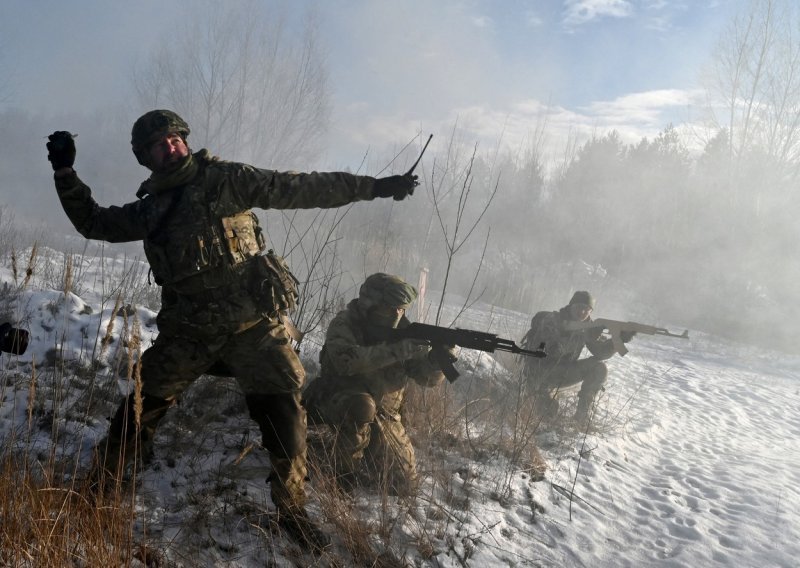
<box><xmin>372</xmin><ymin>173</ymin><xmax>418</xmax><ymax>201</ymax></box>
<box><xmin>46</xmin><ymin>131</ymin><xmax>76</xmax><ymax>170</ymax></box>
<box><xmin>620</xmin><ymin>330</ymin><xmax>636</xmax><ymax>343</ymax></box>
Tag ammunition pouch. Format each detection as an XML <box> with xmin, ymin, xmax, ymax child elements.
<box><xmin>221</xmin><ymin>211</ymin><xmax>265</xmax><ymax>264</ymax></box>
<box><xmin>253</xmin><ymin>250</ymin><xmax>300</xmax><ymax>316</ymax></box>
<box><xmin>145</xmin><ymin>209</ymin><xmax>266</xmax><ymax>287</ymax></box>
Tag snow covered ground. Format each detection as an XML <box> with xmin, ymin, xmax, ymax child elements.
<box><xmin>1</xmin><ymin>251</ymin><xmax>798</xmax><ymax>567</ymax></box>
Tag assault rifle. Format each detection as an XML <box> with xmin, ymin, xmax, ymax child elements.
<box><xmin>562</xmin><ymin>318</ymin><xmax>689</xmax><ymax>356</ymax></box>
<box><xmin>381</xmin><ymin>322</ymin><xmax>546</xmax><ymax>382</ymax></box>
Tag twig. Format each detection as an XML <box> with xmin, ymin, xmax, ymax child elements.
<box><xmin>568</xmin><ymin>397</ymin><xmax>598</xmax><ymax>520</ymax></box>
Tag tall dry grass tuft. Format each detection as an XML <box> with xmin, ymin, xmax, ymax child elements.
<box><xmin>0</xmin><ymin>237</ymin><xmax>146</xmax><ymax>567</ymax></box>
<box><xmin>307</xmin><ymin>451</ymin><xmax>407</xmax><ymax>568</ymax></box>
<box><xmin>62</xmin><ymin>252</ymin><xmax>74</xmax><ymax>297</ymax></box>
<box><xmin>1</xmin><ymin>354</ymin><xmax>139</xmax><ymax>567</ymax></box>
<box><xmin>130</xmin><ymin>312</ymin><xmax>144</xmax><ymax>432</ymax></box>
<box><xmin>11</xmin><ymin>246</ymin><xmax>18</xmax><ymax>284</ymax></box>
<box><xmin>0</xmin><ymin>450</ymin><xmax>136</xmax><ymax>567</ymax></box>
<box><xmin>401</xmin><ymin>352</ymin><xmax>554</xmax><ymax>510</ymax></box>
<box><xmin>8</xmin><ymin>242</ymin><xmax>39</xmax><ymax>291</ymax></box>
<box><xmin>26</xmin><ymin>357</ymin><xmax>36</xmax><ymax>429</ymax></box>
<box><xmin>97</xmin><ymin>292</ymin><xmax>122</xmax><ymax>362</ymax></box>
<box><xmin>21</xmin><ymin>243</ymin><xmax>38</xmax><ymax>290</ymax></box>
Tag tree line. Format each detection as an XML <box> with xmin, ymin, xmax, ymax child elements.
<box><xmin>1</xmin><ymin>0</ymin><xmax>797</xmax><ymax>351</ymax></box>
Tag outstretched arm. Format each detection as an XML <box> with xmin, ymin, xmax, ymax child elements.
<box><xmin>233</xmin><ymin>165</ymin><xmax>417</xmax><ymax>211</ymax></box>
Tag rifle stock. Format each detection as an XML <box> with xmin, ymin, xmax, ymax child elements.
<box><xmin>562</xmin><ymin>318</ymin><xmax>689</xmax><ymax>356</ymax></box>
<box><xmin>385</xmin><ymin>322</ymin><xmax>546</xmax><ymax>382</ymax></box>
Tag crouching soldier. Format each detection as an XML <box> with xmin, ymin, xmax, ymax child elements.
<box><xmin>303</xmin><ymin>273</ymin><xmax>455</xmax><ymax>495</ymax></box>
<box><xmin>520</xmin><ymin>291</ymin><xmax>635</xmax><ymax>426</ymax></box>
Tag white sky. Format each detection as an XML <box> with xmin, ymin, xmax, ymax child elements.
<box><xmin>1</xmin><ymin>0</ymin><xmax>738</xmax><ymax>166</ymax></box>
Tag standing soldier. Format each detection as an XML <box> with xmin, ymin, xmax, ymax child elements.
<box><xmin>520</xmin><ymin>291</ymin><xmax>635</xmax><ymax>426</ymax></box>
<box><xmin>45</xmin><ymin>111</ymin><xmax>417</xmax><ymax>549</ymax></box>
<box><xmin>303</xmin><ymin>273</ymin><xmax>455</xmax><ymax>495</ymax></box>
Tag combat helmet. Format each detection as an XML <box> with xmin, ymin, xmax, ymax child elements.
<box><xmin>358</xmin><ymin>273</ymin><xmax>418</xmax><ymax>311</ymax></box>
<box><xmin>131</xmin><ymin>110</ymin><xmax>191</xmax><ymax>165</ymax></box>
<box><xmin>569</xmin><ymin>290</ymin><xmax>596</xmax><ymax>309</ymax></box>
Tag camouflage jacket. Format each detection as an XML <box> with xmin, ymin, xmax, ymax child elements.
<box><xmin>521</xmin><ymin>306</ymin><xmax>615</xmax><ymax>370</ymax></box>
<box><xmin>319</xmin><ymin>300</ymin><xmax>445</xmax><ymax>415</ymax></box>
<box><xmin>54</xmin><ymin>151</ymin><xmax>377</xmax><ymax>335</ymax></box>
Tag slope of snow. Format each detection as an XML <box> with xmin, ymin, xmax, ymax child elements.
<box><xmin>1</xmin><ymin>258</ymin><xmax>798</xmax><ymax>567</ymax></box>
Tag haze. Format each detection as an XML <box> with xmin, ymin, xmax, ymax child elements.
<box><xmin>0</xmin><ymin>0</ymin><xmax>796</xmax><ymax>353</ymax></box>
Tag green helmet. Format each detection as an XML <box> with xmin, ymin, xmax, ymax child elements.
<box><xmin>131</xmin><ymin>110</ymin><xmax>190</xmax><ymax>165</ymax></box>
<box><xmin>358</xmin><ymin>273</ymin><xmax>418</xmax><ymax>311</ymax></box>
<box><xmin>569</xmin><ymin>290</ymin><xmax>596</xmax><ymax>309</ymax></box>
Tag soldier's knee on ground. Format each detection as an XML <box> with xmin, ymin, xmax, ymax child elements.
<box><xmin>246</xmin><ymin>393</ymin><xmax>306</xmax><ymax>459</ymax></box>
<box><xmin>578</xmin><ymin>366</ymin><xmax>607</xmax><ymax>407</ymax></box>
<box><xmin>301</xmin><ymin>378</ymin><xmax>325</xmax><ymax>425</ymax></box>
<box><xmin>586</xmin><ymin>359</ymin><xmax>608</xmax><ymax>383</ymax></box>
<box><xmin>344</xmin><ymin>393</ymin><xmax>377</xmax><ymax>425</ymax></box>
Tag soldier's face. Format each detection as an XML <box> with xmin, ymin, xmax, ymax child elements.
<box><xmin>148</xmin><ymin>132</ymin><xmax>189</xmax><ymax>172</ymax></box>
<box><xmin>569</xmin><ymin>303</ymin><xmax>593</xmax><ymax>321</ymax></box>
<box><xmin>368</xmin><ymin>304</ymin><xmax>405</xmax><ymax>328</ymax></box>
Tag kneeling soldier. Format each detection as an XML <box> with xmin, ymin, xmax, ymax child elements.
<box><xmin>304</xmin><ymin>273</ymin><xmax>455</xmax><ymax>495</ymax></box>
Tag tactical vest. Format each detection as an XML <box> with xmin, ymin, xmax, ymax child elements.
<box><xmin>142</xmin><ymin>161</ymin><xmax>265</xmax><ymax>290</ymax></box>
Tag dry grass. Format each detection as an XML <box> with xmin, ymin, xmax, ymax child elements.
<box><xmin>0</xmin><ymin>451</ymin><xmax>138</xmax><ymax>567</ymax></box>
<box><xmin>0</xmin><ymin>239</ymin><xmax>150</xmax><ymax>567</ymax></box>
<box><xmin>306</xmin><ymin>427</ymin><xmax>410</xmax><ymax>567</ymax></box>
<box><xmin>295</xmin><ymin>361</ymin><xmax>555</xmax><ymax>562</ymax></box>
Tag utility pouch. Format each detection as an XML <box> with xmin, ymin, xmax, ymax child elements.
<box><xmin>221</xmin><ymin>211</ymin><xmax>265</xmax><ymax>265</ymax></box>
<box><xmin>254</xmin><ymin>249</ymin><xmax>300</xmax><ymax>315</ymax></box>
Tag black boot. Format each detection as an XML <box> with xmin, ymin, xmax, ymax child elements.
<box><xmin>86</xmin><ymin>393</ymin><xmax>171</xmax><ymax>493</ymax></box>
<box><xmin>276</xmin><ymin>507</ymin><xmax>331</xmax><ymax>551</ymax></box>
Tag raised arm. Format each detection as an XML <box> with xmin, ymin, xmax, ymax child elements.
<box><xmin>48</xmin><ymin>131</ymin><xmax>148</xmax><ymax>243</ymax></box>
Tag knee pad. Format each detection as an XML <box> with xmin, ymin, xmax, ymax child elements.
<box><xmin>344</xmin><ymin>393</ymin><xmax>377</xmax><ymax>425</ymax></box>
<box><xmin>246</xmin><ymin>393</ymin><xmax>306</xmax><ymax>459</ymax></box>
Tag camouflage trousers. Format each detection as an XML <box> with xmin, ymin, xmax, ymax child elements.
<box><xmin>304</xmin><ymin>379</ymin><xmax>417</xmax><ymax>495</ymax></box>
<box><xmin>97</xmin><ymin>316</ymin><xmax>308</xmax><ymax>511</ymax></box>
<box><xmin>527</xmin><ymin>356</ymin><xmax>608</xmax><ymax>421</ymax></box>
